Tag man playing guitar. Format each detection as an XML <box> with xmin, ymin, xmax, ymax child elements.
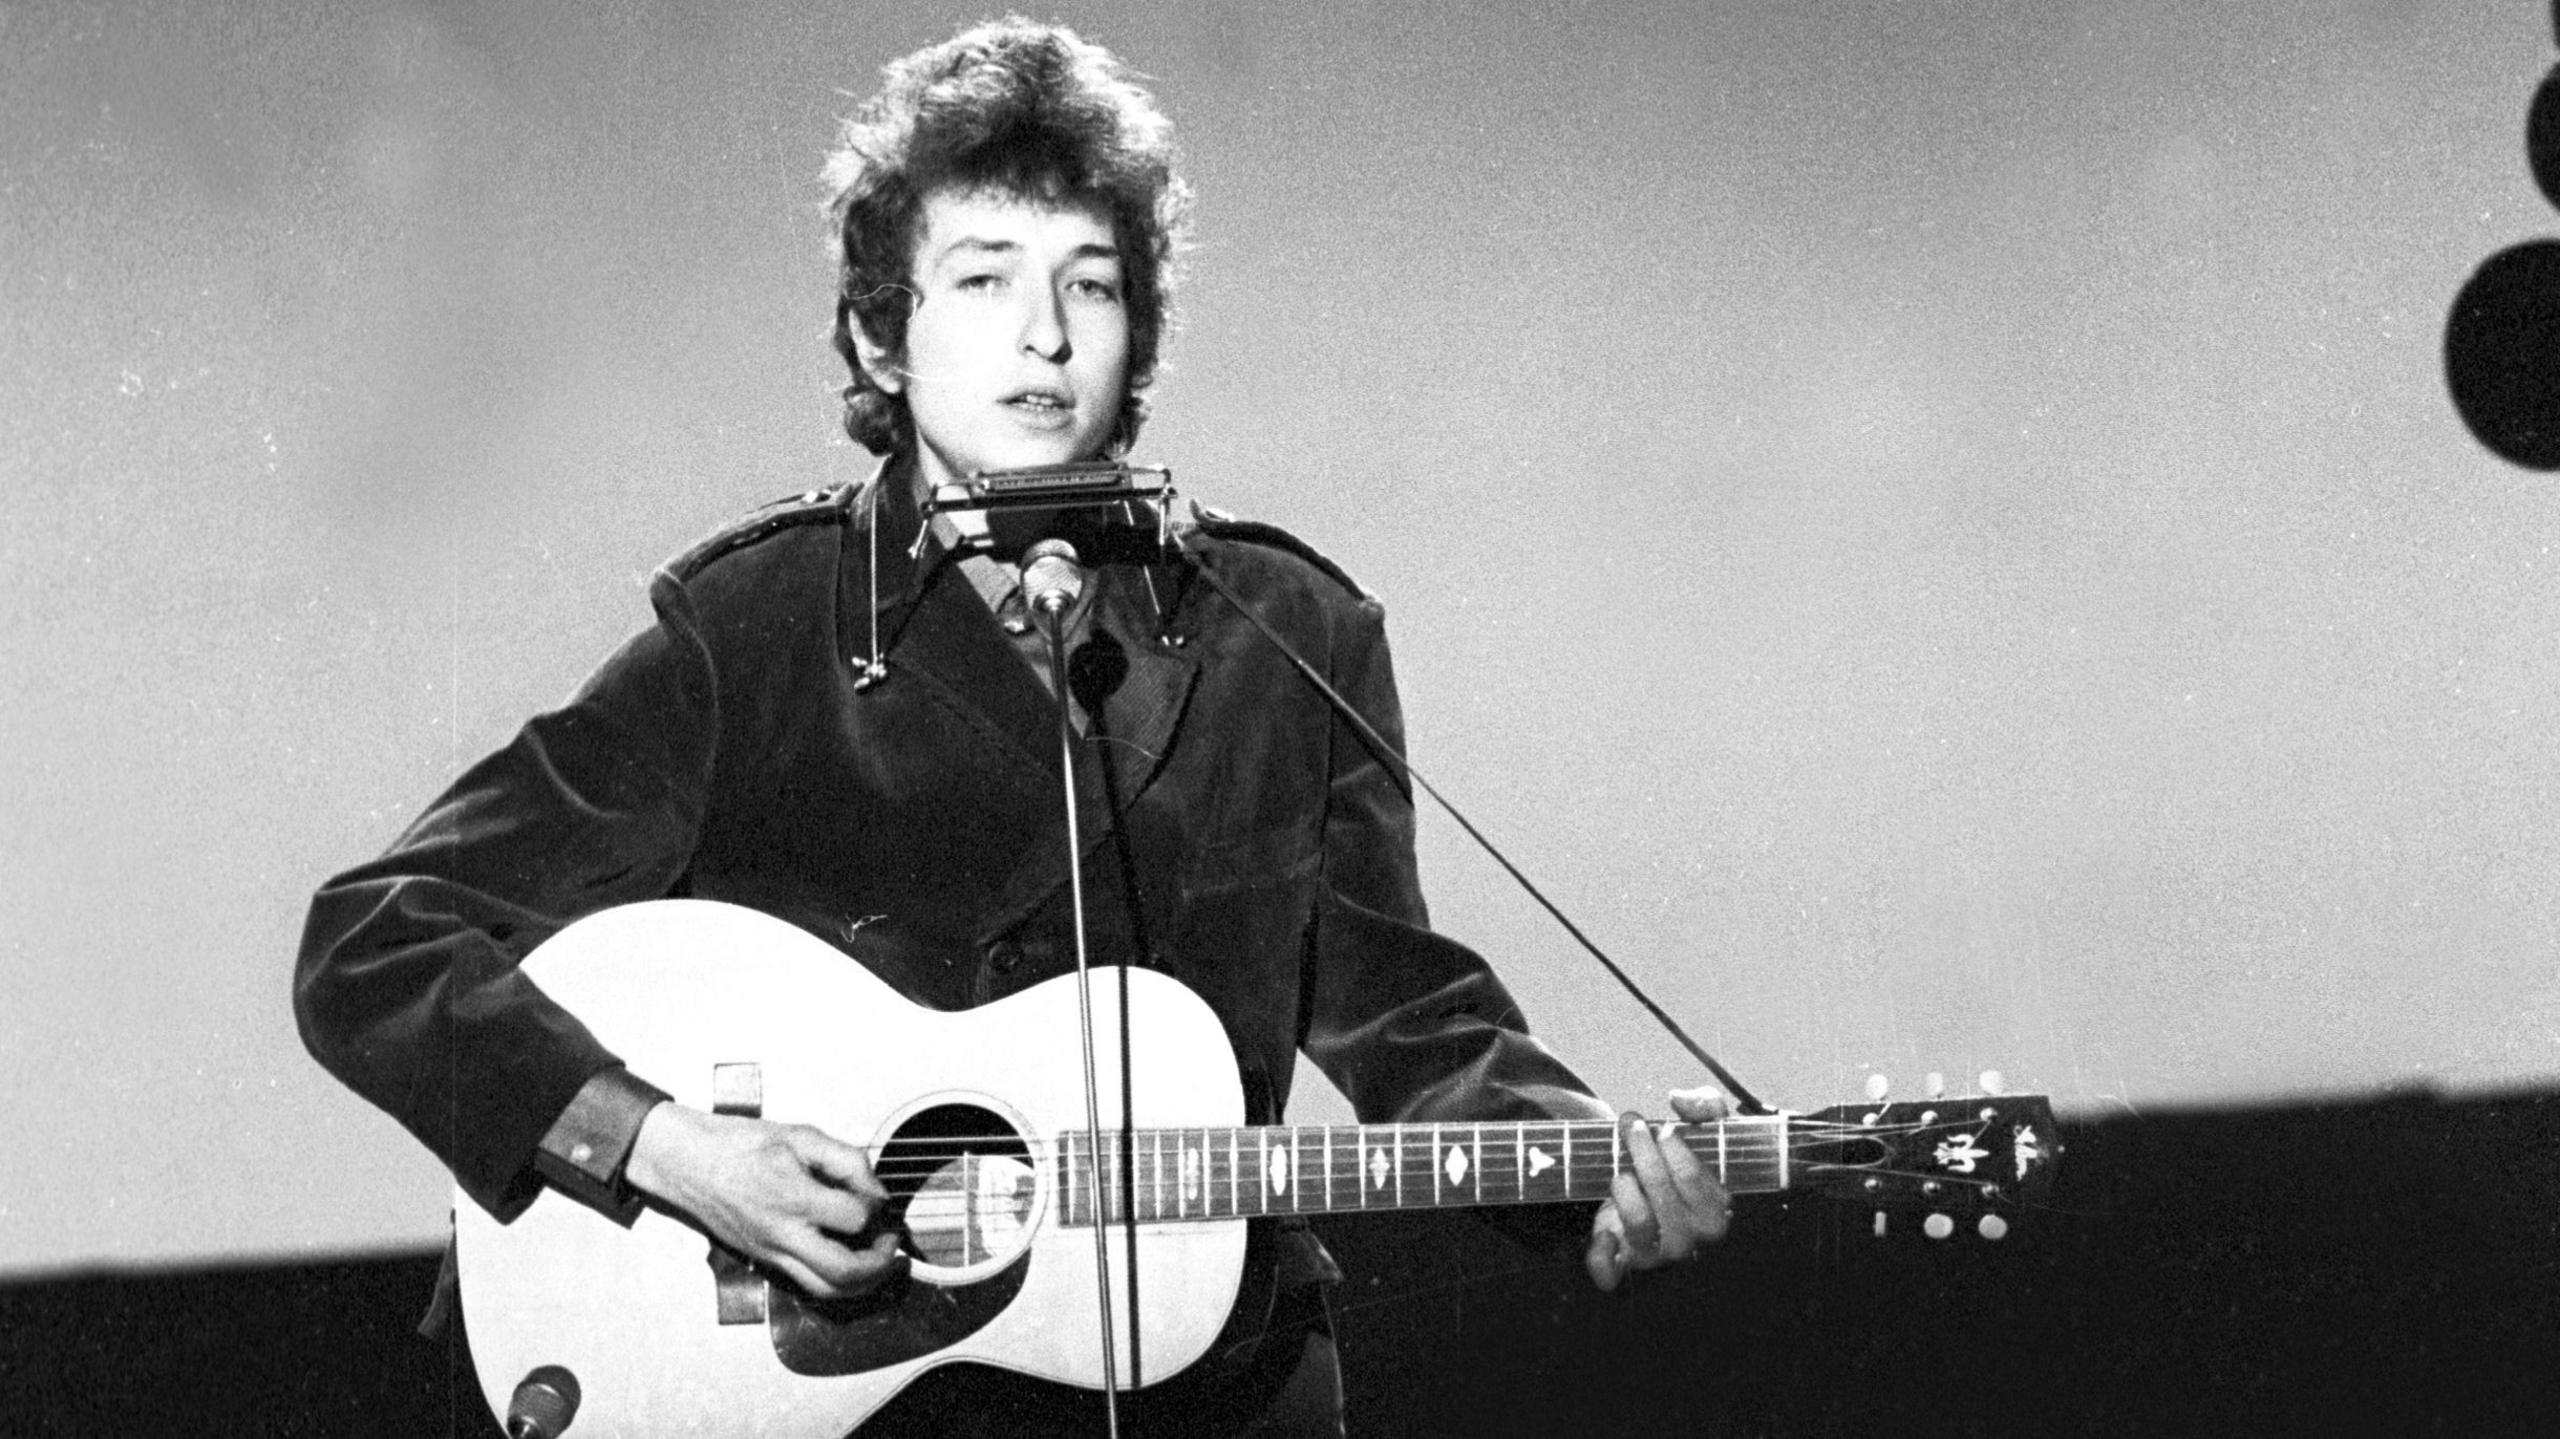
<box><xmin>296</xmin><ymin>19</ymin><xmax>1729</xmax><ymax>1435</ymax></box>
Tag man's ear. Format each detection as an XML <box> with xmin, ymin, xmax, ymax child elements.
<box><xmin>849</xmin><ymin>315</ymin><xmax>905</xmax><ymax>396</ymax></box>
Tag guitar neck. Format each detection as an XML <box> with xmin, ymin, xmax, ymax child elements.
<box><xmin>1055</xmin><ymin>1117</ymin><xmax>1790</xmax><ymax>1227</ymax></box>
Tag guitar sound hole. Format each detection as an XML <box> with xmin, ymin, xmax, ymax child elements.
<box><xmin>874</xmin><ymin>1103</ymin><xmax>1036</xmax><ymax>1273</ymax></box>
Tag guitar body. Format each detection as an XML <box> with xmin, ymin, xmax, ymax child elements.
<box><xmin>455</xmin><ymin>900</ymin><xmax>1250</xmax><ymax>1438</ymax></box>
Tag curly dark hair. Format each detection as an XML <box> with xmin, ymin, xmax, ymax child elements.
<box><xmin>824</xmin><ymin>18</ymin><xmax>1192</xmax><ymax>457</ymax></box>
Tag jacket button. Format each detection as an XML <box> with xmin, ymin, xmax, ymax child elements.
<box><xmin>986</xmin><ymin>940</ymin><xmax>1021</xmax><ymax>974</ymax></box>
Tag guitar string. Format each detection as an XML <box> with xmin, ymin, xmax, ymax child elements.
<box><xmin>859</xmin><ymin>1154</ymin><xmax>1994</xmax><ymax>1231</ymax></box>
<box><xmin>848</xmin><ymin>1120</ymin><xmax>1981</xmax><ymax>1228</ymax></box>
<box><xmin>850</xmin><ymin>1119</ymin><xmax>1933</xmax><ymax>1164</ymax></box>
<box><xmin>853</xmin><ymin>1127</ymin><xmax>1925</xmax><ymax>1183</ymax></box>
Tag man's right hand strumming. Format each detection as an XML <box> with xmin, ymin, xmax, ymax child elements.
<box><xmin>625</xmin><ymin>1105</ymin><xmax>905</xmax><ymax>1299</ymax></box>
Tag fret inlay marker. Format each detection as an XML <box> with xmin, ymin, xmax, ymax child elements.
<box><xmin>1369</xmin><ymin>1147</ymin><xmax>1389</xmax><ymax>1189</ymax></box>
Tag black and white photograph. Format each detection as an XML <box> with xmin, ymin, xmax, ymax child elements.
<box><xmin>5</xmin><ymin>2</ymin><xmax>2557</xmax><ymax>1433</ymax></box>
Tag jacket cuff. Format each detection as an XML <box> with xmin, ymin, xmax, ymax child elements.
<box><xmin>533</xmin><ymin>1067</ymin><xmax>671</xmax><ymax>1225</ymax></box>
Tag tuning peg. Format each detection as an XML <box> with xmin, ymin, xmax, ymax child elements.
<box><xmin>1978</xmin><ymin>1069</ymin><xmax>2005</xmax><ymax>1096</ymax></box>
<box><xmin>1977</xmin><ymin>1215</ymin><xmax>2009</xmax><ymax>1241</ymax></box>
<box><xmin>1863</xmin><ymin>1072</ymin><xmax>1889</xmax><ymax>1101</ymax></box>
<box><xmin>1923</xmin><ymin>1213</ymin><xmax>1954</xmax><ymax>1240</ymax></box>
<box><xmin>1924</xmin><ymin>1072</ymin><xmax>1946</xmax><ymax>1099</ymax></box>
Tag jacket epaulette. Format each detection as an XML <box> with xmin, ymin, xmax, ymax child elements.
<box><xmin>666</xmin><ymin>485</ymin><xmax>856</xmax><ymax>582</ymax></box>
<box><xmin>1184</xmin><ymin>500</ymin><xmax>1374</xmax><ymax>603</ymax></box>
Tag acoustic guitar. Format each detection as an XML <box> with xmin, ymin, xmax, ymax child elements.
<box><xmin>456</xmin><ymin>900</ymin><xmax>2059</xmax><ymax>1435</ymax></box>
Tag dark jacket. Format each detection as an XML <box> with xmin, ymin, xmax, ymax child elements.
<box><xmin>295</xmin><ymin>471</ymin><xmax>1607</xmax><ymax>1227</ymax></box>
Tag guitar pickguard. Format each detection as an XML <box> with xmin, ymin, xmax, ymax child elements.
<box><xmin>768</xmin><ymin>1257</ymin><xmax>1029</xmax><ymax>1377</ymax></box>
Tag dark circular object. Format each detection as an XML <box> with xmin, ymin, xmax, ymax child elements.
<box><xmin>2532</xmin><ymin>63</ymin><xmax>2560</xmax><ymax>211</ymax></box>
<box><xmin>2445</xmin><ymin>238</ymin><xmax>2560</xmax><ymax>471</ymax></box>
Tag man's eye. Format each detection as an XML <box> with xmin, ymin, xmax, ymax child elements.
<box><xmin>1069</xmin><ymin>276</ymin><xmax>1123</xmax><ymax>302</ymax></box>
<box><xmin>957</xmin><ymin>273</ymin><xmax>1006</xmax><ymax>293</ymax></box>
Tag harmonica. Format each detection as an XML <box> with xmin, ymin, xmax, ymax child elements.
<box><xmin>924</xmin><ymin>462</ymin><xmax>1174</xmax><ymax>516</ymax></box>
<box><xmin>922</xmin><ymin>462</ymin><xmax>1179</xmax><ymax>566</ymax></box>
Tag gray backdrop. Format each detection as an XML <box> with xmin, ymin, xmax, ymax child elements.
<box><xmin>6</xmin><ymin>0</ymin><xmax>2555</xmax><ymax>1275</ymax></box>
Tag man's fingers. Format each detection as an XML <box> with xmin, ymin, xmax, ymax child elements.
<box><xmin>1625</xmin><ymin>1111</ymin><xmax>1729</xmax><ymax>1257</ymax></box>
<box><xmin>759</xmin><ymin>1245</ymin><xmax>837</xmax><ymax>1300</ymax></box>
<box><xmin>846</xmin><ymin>1229</ymin><xmax>906</xmax><ymax>1282</ymax></box>
<box><xmin>1610</xmin><ymin>1167</ymin><xmax>1657</xmax><ymax>1255</ymax></box>
<box><xmin>1658</xmin><ymin>1138</ymin><xmax>1725</xmax><ymax>1233</ymax></box>
<box><xmin>1584</xmin><ymin>1208</ymin><xmax>1630</xmax><ymax>1292</ymax></box>
<box><xmin>777</xmin><ymin>1224</ymin><xmax>905</xmax><ymax>1298</ymax></box>
<box><xmin>1666</xmin><ymin>1085</ymin><xmax>1731</xmax><ymax>1123</ymax></box>
<box><xmin>790</xmin><ymin>1127</ymin><xmax>889</xmax><ymax>1202</ymax></box>
<box><xmin>1620</xmin><ymin>1114</ymin><xmax>1674</xmax><ymax>1240</ymax></box>
<box><xmin>801</xmin><ymin>1182</ymin><xmax>878</xmax><ymax>1239</ymax></box>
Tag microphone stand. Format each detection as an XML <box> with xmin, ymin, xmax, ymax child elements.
<box><xmin>1027</xmin><ymin>541</ymin><xmax>1124</xmax><ymax>1439</ymax></box>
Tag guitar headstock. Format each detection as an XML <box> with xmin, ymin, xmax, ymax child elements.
<box><xmin>1793</xmin><ymin>1092</ymin><xmax>2061</xmax><ymax>1237</ymax></box>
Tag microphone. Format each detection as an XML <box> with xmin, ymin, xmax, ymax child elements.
<box><xmin>505</xmin><ymin>1365</ymin><xmax>581</xmax><ymax>1438</ymax></box>
<box><xmin>1019</xmin><ymin>538</ymin><xmax>1086</xmax><ymax>639</ymax></box>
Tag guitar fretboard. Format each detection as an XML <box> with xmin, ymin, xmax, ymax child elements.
<box><xmin>1054</xmin><ymin>1118</ymin><xmax>1789</xmax><ymax>1227</ymax></box>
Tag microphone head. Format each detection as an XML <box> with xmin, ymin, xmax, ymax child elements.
<box><xmin>506</xmin><ymin>1365</ymin><xmax>581</xmax><ymax>1439</ymax></box>
<box><xmin>1020</xmin><ymin>538</ymin><xmax>1085</xmax><ymax>618</ymax></box>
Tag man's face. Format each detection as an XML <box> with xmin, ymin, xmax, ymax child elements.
<box><xmin>858</xmin><ymin>188</ymin><xmax>1132</xmax><ymax>490</ymax></box>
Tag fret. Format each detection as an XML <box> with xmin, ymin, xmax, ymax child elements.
<box><xmin>1322</xmin><ymin>1125</ymin><xmax>1338</xmax><ymax>1213</ymax></box>
<box><xmin>1062</xmin><ymin>1131</ymin><xmax>1081</xmax><ymax>1226</ymax></box>
<box><xmin>1393</xmin><ymin>1125</ymin><xmax>1405</xmax><ymax>1209</ymax></box>
<box><xmin>1147</xmin><ymin>1131</ymin><xmax>1161</xmax><ymax>1222</ymax></box>
<box><xmin>1227</xmin><ymin>1129</ymin><xmax>1241</xmax><ymax>1217</ymax></box>
<box><xmin>1295</xmin><ymin>1126</ymin><xmax>1317</xmax><ymax>1215</ymax></box>
<box><xmin>1471</xmin><ymin>1124</ymin><xmax>1484</xmax><ymax>1205</ymax></box>
<box><xmin>1406</xmin><ymin>1124</ymin><xmax>1437</xmax><ymax>1208</ymax></box>
<box><xmin>1715</xmin><ymin>1118</ymin><xmax>1727</xmax><ymax>1184</ymax></box>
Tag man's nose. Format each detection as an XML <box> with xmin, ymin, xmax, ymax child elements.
<box><xmin>1019</xmin><ymin>286</ymin><xmax>1071</xmax><ymax>363</ymax></box>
